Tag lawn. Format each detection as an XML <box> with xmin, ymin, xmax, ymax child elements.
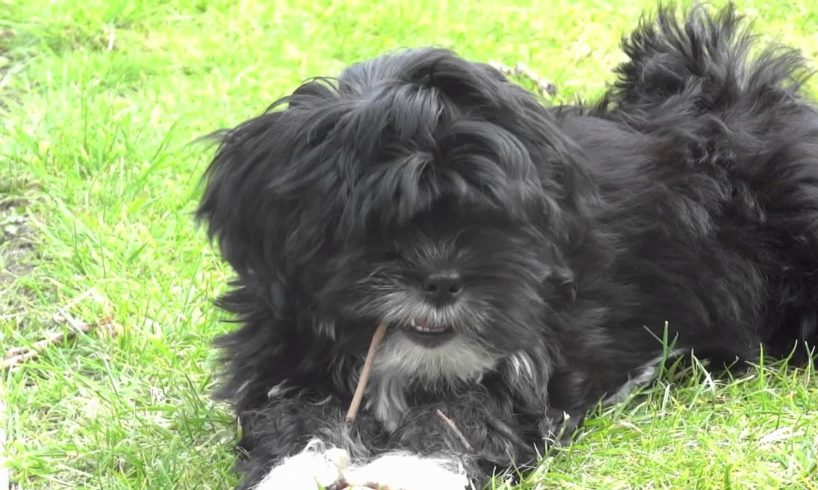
<box><xmin>1</xmin><ymin>0</ymin><xmax>817</xmax><ymax>489</ymax></box>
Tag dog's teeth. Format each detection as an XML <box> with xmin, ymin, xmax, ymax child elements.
<box><xmin>409</xmin><ymin>317</ymin><xmax>449</xmax><ymax>333</ymax></box>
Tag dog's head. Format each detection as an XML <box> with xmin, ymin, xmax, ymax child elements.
<box><xmin>198</xmin><ymin>49</ymin><xmax>594</xmax><ymax>389</ymax></box>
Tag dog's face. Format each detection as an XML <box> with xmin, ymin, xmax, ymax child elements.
<box><xmin>315</xmin><ymin>204</ymin><xmax>558</xmax><ymax>385</ymax></box>
<box><xmin>198</xmin><ymin>49</ymin><xmax>592</xmax><ymax>388</ymax></box>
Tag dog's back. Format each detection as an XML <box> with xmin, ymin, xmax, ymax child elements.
<box><xmin>563</xmin><ymin>5</ymin><xmax>818</xmax><ymax>367</ymax></box>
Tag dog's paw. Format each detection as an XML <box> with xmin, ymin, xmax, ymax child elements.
<box><xmin>344</xmin><ymin>453</ymin><xmax>469</xmax><ymax>490</ymax></box>
<box><xmin>253</xmin><ymin>439</ymin><xmax>350</xmax><ymax>490</ymax></box>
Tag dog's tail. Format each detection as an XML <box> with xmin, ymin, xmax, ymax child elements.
<box><xmin>607</xmin><ymin>3</ymin><xmax>812</xmax><ymax>115</ymax></box>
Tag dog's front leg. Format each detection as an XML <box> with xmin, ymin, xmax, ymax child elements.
<box><xmin>375</xmin><ymin>389</ymin><xmax>565</xmax><ymax>487</ymax></box>
<box><xmin>239</xmin><ymin>396</ymin><xmax>469</xmax><ymax>490</ymax></box>
<box><xmin>252</xmin><ymin>438</ymin><xmax>351</xmax><ymax>490</ymax></box>
<box><xmin>237</xmin><ymin>396</ymin><xmax>364</xmax><ymax>490</ymax></box>
<box><xmin>251</xmin><ymin>431</ymin><xmax>470</xmax><ymax>490</ymax></box>
<box><xmin>343</xmin><ymin>452</ymin><xmax>469</xmax><ymax>490</ymax></box>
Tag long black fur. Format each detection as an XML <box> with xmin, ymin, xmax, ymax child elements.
<box><xmin>197</xmin><ymin>5</ymin><xmax>818</xmax><ymax>488</ymax></box>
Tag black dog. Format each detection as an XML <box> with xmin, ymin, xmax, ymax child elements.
<box><xmin>197</xmin><ymin>5</ymin><xmax>818</xmax><ymax>489</ymax></box>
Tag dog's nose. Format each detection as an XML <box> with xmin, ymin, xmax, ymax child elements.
<box><xmin>421</xmin><ymin>272</ymin><xmax>463</xmax><ymax>304</ymax></box>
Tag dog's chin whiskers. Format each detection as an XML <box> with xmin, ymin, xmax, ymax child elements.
<box><xmin>365</xmin><ymin>333</ymin><xmax>500</xmax><ymax>430</ymax></box>
<box><xmin>366</xmin><ymin>292</ymin><xmax>487</xmax><ymax>334</ymax></box>
<box><xmin>347</xmin><ymin>291</ymin><xmax>471</xmax><ymax>330</ymax></box>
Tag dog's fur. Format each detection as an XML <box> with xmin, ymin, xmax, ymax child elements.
<box><xmin>197</xmin><ymin>5</ymin><xmax>818</xmax><ymax>489</ymax></box>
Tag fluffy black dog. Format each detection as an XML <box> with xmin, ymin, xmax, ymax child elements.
<box><xmin>197</xmin><ymin>5</ymin><xmax>818</xmax><ymax>489</ymax></box>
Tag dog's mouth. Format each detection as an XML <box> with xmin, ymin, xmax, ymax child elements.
<box><xmin>402</xmin><ymin>317</ymin><xmax>455</xmax><ymax>342</ymax></box>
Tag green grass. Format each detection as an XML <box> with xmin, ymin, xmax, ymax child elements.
<box><xmin>2</xmin><ymin>0</ymin><xmax>817</xmax><ymax>488</ymax></box>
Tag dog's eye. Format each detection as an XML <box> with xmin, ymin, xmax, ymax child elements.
<box><xmin>376</xmin><ymin>245</ymin><xmax>405</xmax><ymax>262</ymax></box>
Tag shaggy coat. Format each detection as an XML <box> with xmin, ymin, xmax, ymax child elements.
<box><xmin>197</xmin><ymin>5</ymin><xmax>818</xmax><ymax>488</ymax></box>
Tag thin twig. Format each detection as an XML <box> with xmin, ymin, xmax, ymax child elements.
<box><xmin>346</xmin><ymin>321</ymin><xmax>388</xmax><ymax>424</ymax></box>
<box><xmin>490</xmin><ymin>61</ymin><xmax>558</xmax><ymax>97</ymax></box>
<box><xmin>2</xmin><ymin>316</ymin><xmax>119</xmax><ymax>370</ymax></box>
<box><xmin>6</xmin><ymin>318</ymin><xmax>92</xmax><ymax>356</ymax></box>
<box><xmin>436</xmin><ymin>409</ymin><xmax>474</xmax><ymax>452</ymax></box>
<box><xmin>2</xmin><ymin>288</ymin><xmax>118</xmax><ymax>370</ymax></box>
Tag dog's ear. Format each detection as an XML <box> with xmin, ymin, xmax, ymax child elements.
<box><xmin>196</xmin><ymin>109</ymin><xmax>282</xmax><ymax>284</ymax></box>
<box><xmin>196</xmin><ymin>84</ymin><xmax>343</xmax><ymax>286</ymax></box>
<box><xmin>487</xmin><ymin>76</ymin><xmax>600</xmax><ymax>246</ymax></box>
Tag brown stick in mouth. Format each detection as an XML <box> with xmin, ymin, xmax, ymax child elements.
<box><xmin>345</xmin><ymin>321</ymin><xmax>388</xmax><ymax>424</ymax></box>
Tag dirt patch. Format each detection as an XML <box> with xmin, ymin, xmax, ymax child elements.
<box><xmin>1</xmin><ymin>202</ymin><xmax>34</xmax><ymax>273</ymax></box>
<box><xmin>0</xmin><ymin>190</ymin><xmax>38</xmax><ymax>316</ymax></box>
<box><xmin>0</xmin><ymin>28</ymin><xmax>15</xmax><ymax>110</ymax></box>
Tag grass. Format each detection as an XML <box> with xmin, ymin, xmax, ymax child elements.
<box><xmin>1</xmin><ymin>0</ymin><xmax>817</xmax><ymax>488</ymax></box>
